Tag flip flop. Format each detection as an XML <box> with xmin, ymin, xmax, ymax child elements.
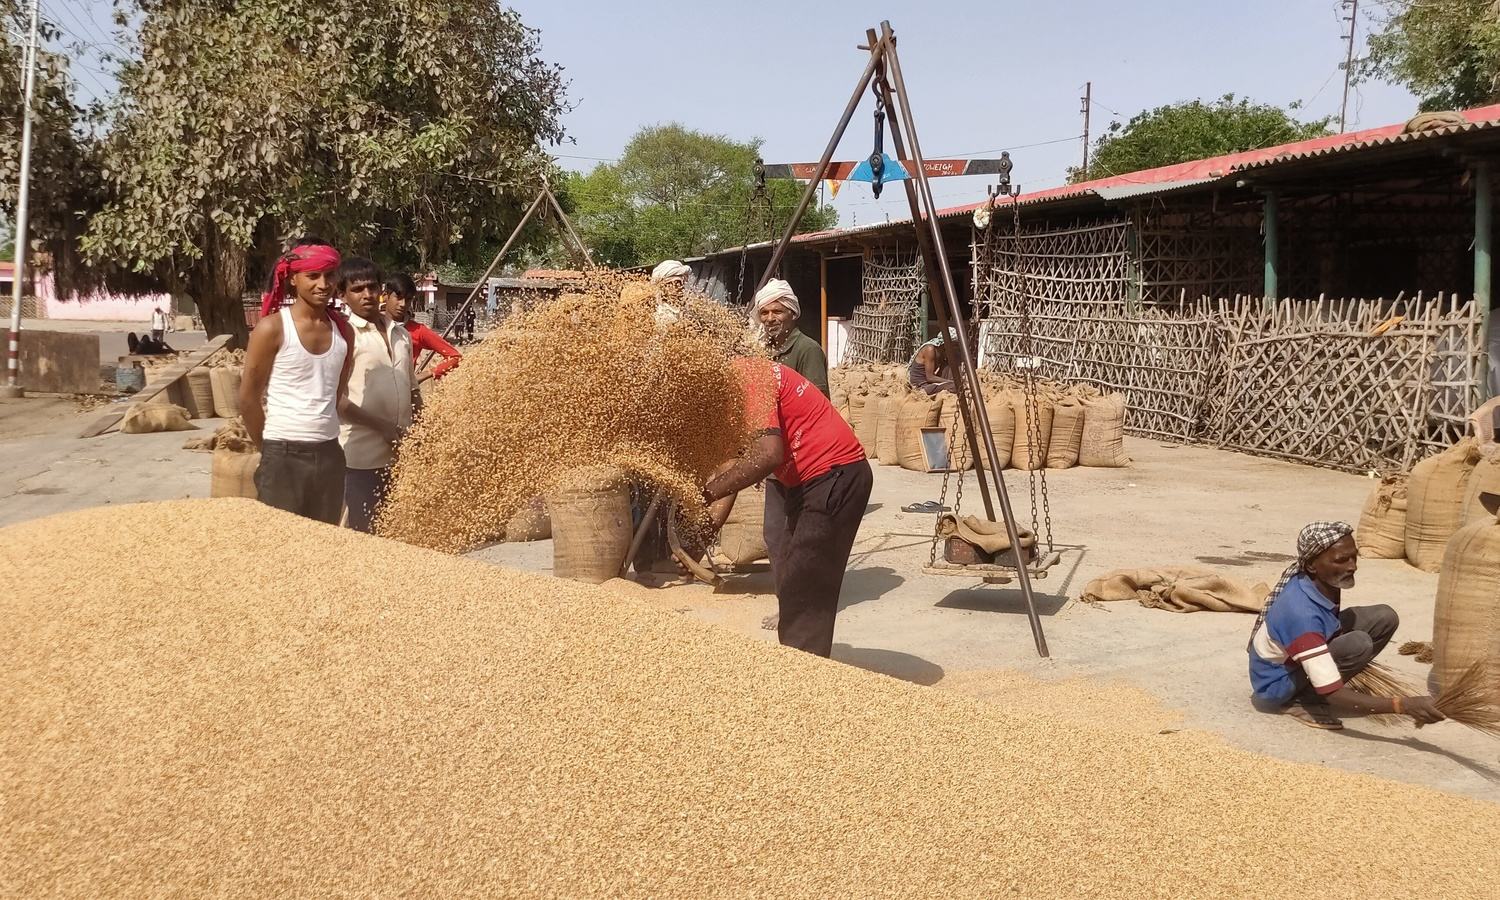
<box><xmin>1286</xmin><ymin>702</ymin><xmax>1344</xmax><ymax>730</ymax></box>
<box><xmin>901</xmin><ymin>501</ymin><xmax>949</xmax><ymax>514</ymax></box>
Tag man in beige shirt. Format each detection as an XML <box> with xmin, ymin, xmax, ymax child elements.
<box><xmin>335</xmin><ymin>258</ymin><xmax>418</xmax><ymax>532</ymax></box>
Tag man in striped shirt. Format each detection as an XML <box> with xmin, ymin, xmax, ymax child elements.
<box><xmin>1248</xmin><ymin>521</ymin><xmax>1444</xmax><ymax>729</ymax></box>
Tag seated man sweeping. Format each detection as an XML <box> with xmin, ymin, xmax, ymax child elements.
<box><xmin>1247</xmin><ymin>521</ymin><xmax>1444</xmax><ymax>729</ymax></box>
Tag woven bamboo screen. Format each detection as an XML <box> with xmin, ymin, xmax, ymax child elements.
<box><xmin>847</xmin><ymin>252</ymin><xmax>924</xmax><ymax>365</ymax></box>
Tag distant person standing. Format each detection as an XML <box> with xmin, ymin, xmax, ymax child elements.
<box><xmin>384</xmin><ymin>273</ymin><xmax>462</xmax><ymax>381</ymax></box>
<box><xmin>751</xmin><ymin>279</ymin><xmax>829</xmax><ymax>396</ymax></box>
<box><xmin>240</xmin><ymin>237</ymin><xmax>353</xmax><ymax>524</ymax></box>
<box><xmin>337</xmin><ymin>258</ymin><xmax>418</xmax><ymax>533</ymax></box>
<box><xmin>150</xmin><ymin>306</ymin><xmax>169</xmax><ymax>343</ymax></box>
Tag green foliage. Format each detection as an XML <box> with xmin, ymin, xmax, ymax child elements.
<box><xmin>1070</xmin><ymin>95</ymin><xmax>1331</xmax><ymax>183</ymax></box>
<box><xmin>567</xmin><ymin>124</ymin><xmax>837</xmax><ymax>268</ymax></box>
<box><xmin>1362</xmin><ymin>0</ymin><xmax>1500</xmax><ymax>112</ymax></box>
<box><xmin>79</xmin><ymin>0</ymin><xmax>568</xmax><ymax>340</ymax></box>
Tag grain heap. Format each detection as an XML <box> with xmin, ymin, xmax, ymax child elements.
<box><xmin>377</xmin><ymin>271</ymin><xmax>758</xmax><ymax>553</ymax></box>
<box><xmin>5</xmin><ymin>499</ymin><xmax>1500</xmax><ymax>898</ymax></box>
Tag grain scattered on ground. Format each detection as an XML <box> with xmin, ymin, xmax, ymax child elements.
<box><xmin>936</xmin><ymin>668</ymin><xmax>1185</xmax><ymax>734</ymax></box>
<box><xmin>5</xmin><ymin>499</ymin><xmax>1500</xmax><ymax>898</ymax></box>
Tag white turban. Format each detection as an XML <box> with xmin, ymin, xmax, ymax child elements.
<box><xmin>651</xmin><ymin>260</ymin><xmax>691</xmax><ymax>283</ymax></box>
<box><xmin>752</xmin><ymin>279</ymin><xmax>800</xmax><ymax>319</ymax></box>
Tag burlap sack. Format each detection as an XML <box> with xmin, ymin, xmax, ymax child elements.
<box><xmin>210</xmin><ymin>448</ymin><xmax>259</xmax><ymax>499</ymax></box>
<box><xmin>1431</xmin><ymin>515</ymin><xmax>1500</xmax><ymax>691</ymax></box>
<box><xmin>717</xmin><ymin>485</ymin><xmax>768</xmax><ymax>567</ymax></box>
<box><xmin>1405</xmin><ymin>438</ymin><xmax>1482</xmax><ymax>572</ymax></box>
<box><xmin>1010</xmin><ymin>395</ymin><xmax>1054</xmax><ymax>472</ymax></box>
<box><xmin>936</xmin><ymin>394</ymin><xmax>973</xmax><ymax>470</ymax></box>
<box><xmin>1355</xmin><ymin>475</ymin><xmax>1408</xmax><ymax>559</ymax></box>
<box><xmin>120</xmin><ymin>403</ymin><xmax>196</xmax><ymax>434</ymax></box>
<box><xmin>975</xmin><ymin>392</ymin><xmax>1017</xmax><ymax>471</ymax></box>
<box><xmin>848</xmin><ymin>391</ymin><xmax>868</xmax><ymax>438</ymax></box>
<box><xmin>504</xmin><ymin>497</ymin><xmax>552</xmax><ymax>542</ymax></box>
<box><xmin>897</xmin><ymin>393</ymin><xmax>943</xmax><ymax>471</ymax></box>
<box><xmin>876</xmin><ymin>392</ymin><xmax>905</xmax><ymax>466</ymax></box>
<box><xmin>1080</xmin><ymin>394</ymin><xmax>1129</xmax><ymax>467</ymax></box>
<box><xmin>183</xmin><ymin>368</ymin><xmax>216</xmax><ymax>419</ymax></box>
<box><xmin>1462</xmin><ymin>453</ymin><xmax>1500</xmax><ymax>526</ymax></box>
<box><xmin>1046</xmin><ymin>398</ymin><xmax>1086</xmax><ymax>469</ymax></box>
<box><xmin>209</xmin><ymin>366</ymin><xmax>242</xmax><ymax>418</ymax></box>
<box><xmin>854</xmin><ymin>392</ymin><xmax>881</xmax><ymax>459</ymax></box>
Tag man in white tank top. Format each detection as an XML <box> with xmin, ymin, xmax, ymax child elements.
<box><xmin>239</xmin><ymin>239</ymin><xmax>354</xmax><ymax>524</ymax></box>
<box><xmin>335</xmin><ymin>258</ymin><xmax>417</xmax><ymax>533</ymax></box>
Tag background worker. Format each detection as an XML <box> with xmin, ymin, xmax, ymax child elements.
<box><xmin>909</xmin><ymin>327</ymin><xmax>959</xmax><ymax>395</ymax></box>
<box><xmin>149</xmin><ymin>305</ymin><xmax>169</xmax><ymax>343</ymax></box>
<box><xmin>751</xmin><ymin>279</ymin><xmax>828</xmax><ymax>396</ymax></box>
<box><xmin>384</xmin><ymin>273</ymin><xmax>461</xmax><ymax>382</ymax></box>
<box><xmin>240</xmin><ymin>237</ymin><xmax>353</xmax><ymax>524</ymax></box>
<box><xmin>337</xmin><ymin>259</ymin><xmax>418</xmax><ymax>533</ymax></box>
<box><xmin>1248</xmin><ymin>521</ymin><xmax>1445</xmax><ymax>730</ymax></box>
<box><xmin>703</xmin><ymin>358</ymin><xmax>871</xmax><ymax>657</ymax></box>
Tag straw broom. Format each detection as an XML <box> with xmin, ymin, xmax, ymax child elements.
<box><xmin>1347</xmin><ymin>661</ymin><xmax>1418</xmax><ymax>726</ymax></box>
<box><xmin>1348</xmin><ymin>660</ymin><xmax>1500</xmax><ymax>736</ymax></box>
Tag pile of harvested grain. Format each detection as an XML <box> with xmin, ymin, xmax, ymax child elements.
<box><xmin>5</xmin><ymin>499</ymin><xmax>1500</xmax><ymax>897</ymax></box>
<box><xmin>378</xmin><ymin>271</ymin><xmax>760</xmax><ymax>552</ymax></box>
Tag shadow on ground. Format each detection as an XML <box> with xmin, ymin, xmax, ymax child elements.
<box><xmin>935</xmin><ymin>586</ymin><xmax>1071</xmax><ymax>616</ymax></box>
<box><xmin>832</xmin><ymin>643</ymin><xmax>945</xmax><ymax>685</ymax></box>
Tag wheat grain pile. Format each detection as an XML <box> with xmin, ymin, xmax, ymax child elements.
<box><xmin>4</xmin><ymin>499</ymin><xmax>1500</xmax><ymax>898</ymax></box>
<box><xmin>378</xmin><ymin>271</ymin><xmax>757</xmax><ymax>552</ymax></box>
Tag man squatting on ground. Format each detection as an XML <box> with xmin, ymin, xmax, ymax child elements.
<box><xmin>240</xmin><ymin>238</ymin><xmax>354</xmax><ymax>525</ymax></box>
<box><xmin>1248</xmin><ymin>520</ymin><xmax>1444</xmax><ymax>730</ymax></box>
<box><xmin>336</xmin><ymin>259</ymin><xmax>420</xmax><ymax>533</ymax></box>
<box><xmin>701</xmin><ymin>358</ymin><xmax>872</xmax><ymax>657</ymax></box>
<box><xmin>750</xmin><ymin>279</ymin><xmax>829</xmax><ymax>397</ymax></box>
<box><xmin>384</xmin><ymin>272</ymin><xmax>462</xmax><ymax>382</ymax></box>
<box><xmin>908</xmin><ymin>326</ymin><xmax>960</xmax><ymax>395</ymax></box>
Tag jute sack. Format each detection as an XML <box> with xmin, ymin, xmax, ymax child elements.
<box><xmin>1462</xmin><ymin>453</ymin><xmax>1500</xmax><ymax>525</ymax></box>
<box><xmin>876</xmin><ymin>392</ymin><xmax>905</xmax><ymax>466</ymax></box>
<box><xmin>717</xmin><ymin>485</ymin><xmax>768</xmax><ymax>567</ymax></box>
<box><xmin>504</xmin><ymin>497</ymin><xmax>552</xmax><ymax>542</ymax></box>
<box><xmin>1405</xmin><ymin>438</ymin><xmax>1482</xmax><ymax>572</ymax></box>
<box><xmin>1080</xmin><ymin>394</ymin><xmax>1129</xmax><ymax>467</ymax></box>
<box><xmin>120</xmin><ymin>403</ymin><xmax>196</xmax><ymax>434</ymax></box>
<box><xmin>897</xmin><ymin>392</ymin><xmax>943</xmax><ymax>471</ymax></box>
<box><xmin>1010</xmin><ymin>395</ymin><xmax>1054</xmax><ymax>472</ymax></box>
<box><xmin>854</xmin><ymin>392</ymin><xmax>881</xmax><ymax>459</ymax></box>
<box><xmin>975</xmin><ymin>392</ymin><xmax>1017</xmax><ymax>471</ymax></box>
<box><xmin>210</xmin><ymin>448</ymin><xmax>259</xmax><ymax>499</ymax></box>
<box><xmin>546</xmin><ymin>468</ymin><xmax>632</xmax><ymax>584</ymax></box>
<box><xmin>937</xmin><ymin>394</ymin><xmax>973</xmax><ymax>470</ymax></box>
<box><xmin>848</xmin><ymin>391</ymin><xmax>868</xmax><ymax>436</ymax></box>
<box><xmin>210</xmin><ymin>366</ymin><xmax>242</xmax><ymax>418</ymax></box>
<box><xmin>1046</xmin><ymin>398</ymin><xmax>1086</xmax><ymax>469</ymax></box>
<box><xmin>1431</xmin><ymin>514</ymin><xmax>1500</xmax><ymax>691</ymax></box>
<box><xmin>1355</xmin><ymin>475</ymin><xmax>1408</xmax><ymax>559</ymax></box>
<box><xmin>183</xmin><ymin>368</ymin><xmax>216</xmax><ymax>419</ymax></box>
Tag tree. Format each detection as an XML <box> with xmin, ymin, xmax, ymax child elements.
<box><xmin>1361</xmin><ymin>0</ymin><xmax>1500</xmax><ymax>112</ymax></box>
<box><xmin>81</xmin><ymin>0</ymin><xmax>569</xmax><ymax>344</ymax></box>
<box><xmin>1070</xmin><ymin>95</ymin><xmax>1332</xmax><ymax>183</ymax></box>
<box><xmin>566</xmin><ymin>124</ymin><xmax>837</xmax><ymax>269</ymax></box>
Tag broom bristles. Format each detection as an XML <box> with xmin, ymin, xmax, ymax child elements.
<box><xmin>1398</xmin><ymin>640</ymin><xmax>1434</xmax><ymax>664</ymax></box>
<box><xmin>1435</xmin><ymin>661</ymin><xmax>1500</xmax><ymax>738</ymax></box>
<box><xmin>1347</xmin><ymin>661</ymin><xmax>1418</xmax><ymax>726</ymax></box>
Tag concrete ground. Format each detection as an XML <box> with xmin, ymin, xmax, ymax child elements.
<box><xmin>19</xmin><ymin>318</ymin><xmax>209</xmax><ymax>366</ymax></box>
<box><xmin>2</xmin><ymin>398</ymin><xmax>1496</xmax><ymax>803</ymax></box>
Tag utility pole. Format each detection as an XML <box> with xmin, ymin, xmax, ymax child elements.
<box><xmin>1339</xmin><ymin>0</ymin><xmax>1359</xmax><ymax>133</ymax></box>
<box><xmin>3</xmin><ymin>0</ymin><xmax>40</xmax><ymax>398</ymax></box>
<box><xmin>1080</xmin><ymin>81</ymin><xmax>1092</xmax><ymax>176</ymax></box>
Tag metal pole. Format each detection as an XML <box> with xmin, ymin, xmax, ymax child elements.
<box><xmin>3</xmin><ymin>0</ymin><xmax>41</xmax><ymax>399</ymax></box>
<box><xmin>1262</xmin><ymin>189</ymin><xmax>1279</xmax><ymax>309</ymax></box>
<box><xmin>1339</xmin><ymin>0</ymin><xmax>1359</xmax><ymax>133</ymax></box>
<box><xmin>542</xmin><ymin>181</ymin><xmax>595</xmax><ymax>269</ymax></box>
<box><xmin>758</xmin><ymin>37</ymin><xmax>887</xmax><ymax>288</ymax></box>
<box><xmin>883</xmin><ymin>22</ymin><xmax>1048</xmax><ymax>656</ymax></box>
<box><xmin>417</xmin><ymin>187</ymin><xmax>547</xmax><ymax>371</ymax></box>
<box><xmin>1081</xmin><ymin>81</ymin><xmax>1092</xmax><ymax>175</ymax></box>
<box><xmin>1475</xmin><ymin>160</ymin><xmax>1493</xmax><ymax>399</ymax></box>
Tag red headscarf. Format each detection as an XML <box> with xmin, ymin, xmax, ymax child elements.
<box><xmin>260</xmin><ymin>244</ymin><xmax>343</xmax><ymax>317</ymax></box>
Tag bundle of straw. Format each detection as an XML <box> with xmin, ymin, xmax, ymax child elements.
<box><xmin>1433</xmin><ymin>661</ymin><xmax>1500</xmax><ymax>738</ymax></box>
<box><xmin>1347</xmin><ymin>661</ymin><xmax>1418</xmax><ymax>726</ymax></box>
<box><xmin>1398</xmin><ymin>640</ymin><xmax>1434</xmax><ymax>664</ymax></box>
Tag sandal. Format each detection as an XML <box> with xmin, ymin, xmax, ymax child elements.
<box><xmin>1286</xmin><ymin>701</ymin><xmax>1344</xmax><ymax>730</ymax></box>
<box><xmin>901</xmin><ymin>500</ymin><xmax>949</xmax><ymax>514</ymax></box>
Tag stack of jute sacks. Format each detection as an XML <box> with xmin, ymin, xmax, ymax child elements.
<box><xmin>124</xmin><ymin>349</ymin><xmax>246</xmax><ymax>436</ymax></box>
<box><xmin>830</xmin><ymin>365</ymin><xmax>1130</xmax><ymax>473</ymax></box>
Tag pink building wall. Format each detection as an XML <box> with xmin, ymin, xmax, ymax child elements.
<box><xmin>36</xmin><ymin>273</ymin><xmax>173</xmax><ymax>322</ymax></box>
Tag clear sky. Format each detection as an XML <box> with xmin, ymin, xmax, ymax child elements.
<box><xmin>61</xmin><ymin>0</ymin><xmax>1422</xmax><ymax>227</ymax></box>
<box><xmin>508</xmin><ymin>0</ymin><xmax>1420</xmax><ymax>225</ymax></box>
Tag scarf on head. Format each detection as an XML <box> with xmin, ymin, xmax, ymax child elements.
<box><xmin>1248</xmin><ymin>520</ymin><xmax>1354</xmax><ymax>646</ymax></box>
<box><xmin>751</xmin><ymin>279</ymin><xmax>800</xmax><ymax>320</ymax></box>
<box><xmin>651</xmin><ymin>260</ymin><xmax>691</xmax><ymax>283</ymax></box>
<box><xmin>260</xmin><ymin>244</ymin><xmax>343</xmax><ymax>318</ymax></box>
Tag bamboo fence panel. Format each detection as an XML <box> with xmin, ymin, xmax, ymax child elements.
<box><xmin>847</xmin><ymin>252</ymin><xmax>923</xmax><ymax>365</ymax></box>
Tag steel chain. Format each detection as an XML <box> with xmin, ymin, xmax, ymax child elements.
<box><xmin>1012</xmin><ymin>202</ymin><xmax>1054</xmax><ymax>552</ymax></box>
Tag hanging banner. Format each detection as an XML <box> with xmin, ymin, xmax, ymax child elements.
<box><xmin>763</xmin><ymin>158</ymin><xmax>1008</xmax><ymax>182</ymax></box>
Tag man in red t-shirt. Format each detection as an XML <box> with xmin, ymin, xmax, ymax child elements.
<box><xmin>703</xmin><ymin>358</ymin><xmax>873</xmax><ymax>657</ymax></box>
<box><xmin>383</xmin><ymin>273</ymin><xmax>462</xmax><ymax>381</ymax></box>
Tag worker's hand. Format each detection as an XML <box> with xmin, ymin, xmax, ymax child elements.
<box><xmin>1401</xmin><ymin>695</ymin><xmax>1445</xmax><ymax>725</ymax></box>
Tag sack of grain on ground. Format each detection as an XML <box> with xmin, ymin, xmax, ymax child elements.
<box><xmin>1081</xmin><ymin>566</ymin><xmax>1268</xmax><ymax>613</ymax></box>
<box><xmin>209</xmin><ymin>366</ymin><xmax>242</xmax><ymax>418</ymax></box>
<box><xmin>896</xmin><ymin>392</ymin><xmax>942</xmax><ymax>472</ymax></box>
<box><xmin>1431</xmin><ymin>512</ymin><xmax>1500</xmax><ymax>692</ymax></box>
<box><xmin>545</xmin><ymin>467</ymin><xmax>633</xmax><ymax>584</ymax></box>
<box><xmin>181</xmin><ymin>368</ymin><xmax>216</xmax><ymax>420</ymax></box>
<box><xmin>875</xmin><ymin>392</ymin><xmax>905</xmax><ymax>466</ymax></box>
<box><xmin>716</xmin><ymin>484</ymin><xmax>768</xmax><ymax>567</ymax></box>
<box><xmin>209</xmin><ymin>448</ymin><xmax>259</xmax><ymax>499</ymax></box>
<box><xmin>936</xmin><ymin>393</ymin><xmax>973</xmax><ymax>470</ymax></box>
<box><xmin>1009</xmin><ymin>395</ymin><xmax>1054</xmax><ymax>472</ymax></box>
<box><xmin>1045</xmin><ymin>398</ymin><xmax>1086</xmax><ymax>469</ymax></box>
<box><xmin>975</xmin><ymin>391</ymin><xmax>1017</xmax><ymax>471</ymax></box>
<box><xmin>1461</xmin><ymin>453</ymin><xmax>1500</xmax><ymax>526</ymax></box>
<box><xmin>1404</xmin><ymin>438</ymin><xmax>1482</xmax><ymax>572</ymax></box>
<box><xmin>1079</xmin><ymin>393</ymin><xmax>1129</xmax><ymax>467</ymax></box>
<box><xmin>120</xmin><ymin>403</ymin><xmax>196</xmax><ymax>435</ymax></box>
<box><xmin>504</xmin><ymin>497</ymin><xmax>552</xmax><ymax>543</ymax></box>
<box><xmin>5</xmin><ymin>499</ymin><xmax>1500</xmax><ymax>898</ymax></box>
<box><xmin>1355</xmin><ymin>475</ymin><xmax>1408</xmax><ymax>559</ymax></box>
<box><xmin>854</xmin><ymin>392</ymin><xmax>881</xmax><ymax>459</ymax></box>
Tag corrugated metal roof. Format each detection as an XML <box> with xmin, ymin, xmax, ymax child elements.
<box><xmin>1229</xmin><ymin>118</ymin><xmax>1500</xmax><ymax>172</ymax></box>
<box><xmin>1090</xmin><ymin>177</ymin><xmax>1222</xmax><ymax>201</ymax></box>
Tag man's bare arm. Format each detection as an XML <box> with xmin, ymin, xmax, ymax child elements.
<box><xmin>704</xmin><ymin>433</ymin><xmax>784</xmax><ymax>503</ymax></box>
<box><xmin>238</xmin><ymin>315</ymin><xmax>283</xmax><ymax>447</ymax></box>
